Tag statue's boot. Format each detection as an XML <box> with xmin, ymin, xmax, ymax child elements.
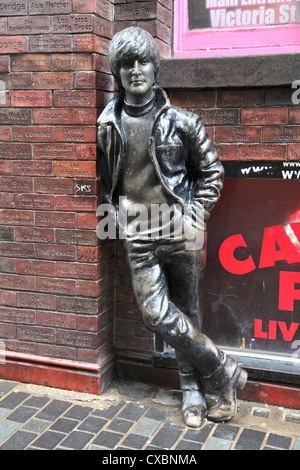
<box><xmin>204</xmin><ymin>353</ymin><xmax>248</xmax><ymax>422</ymax></box>
<box><xmin>177</xmin><ymin>352</ymin><xmax>206</xmax><ymax>428</ymax></box>
<box><xmin>151</xmin><ymin>308</ymin><xmax>246</xmax><ymax>424</ymax></box>
<box><xmin>179</xmin><ymin>371</ymin><xmax>207</xmax><ymax>428</ymax></box>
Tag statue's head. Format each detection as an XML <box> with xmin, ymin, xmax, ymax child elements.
<box><xmin>108</xmin><ymin>27</ymin><xmax>160</xmax><ymax>93</ymax></box>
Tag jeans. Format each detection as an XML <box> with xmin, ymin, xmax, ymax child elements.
<box><xmin>123</xmin><ymin>235</ymin><xmax>222</xmax><ymax>380</ymax></box>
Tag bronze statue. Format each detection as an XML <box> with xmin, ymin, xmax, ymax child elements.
<box><xmin>97</xmin><ymin>27</ymin><xmax>247</xmax><ymax>428</ymax></box>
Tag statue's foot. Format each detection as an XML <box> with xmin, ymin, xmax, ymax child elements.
<box><xmin>207</xmin><ymin>367</ymin><xmax>247</xmax><ymax>422</ymax></box>
<box><xmin>182</xmin><ymin>390</ymin><xmax>207</xmax><ymax>428</ymax></box>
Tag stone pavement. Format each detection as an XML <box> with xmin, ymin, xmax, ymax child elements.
<box><xmin>0</xmin><ymin>378</ymin><xmax>299</xmax><ymax>451</ymax></box>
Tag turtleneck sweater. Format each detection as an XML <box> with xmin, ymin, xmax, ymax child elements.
<box><xmin>118</xmin><ymin>96</ymin><xmax>175</xmax><ymax>240</ymax></box>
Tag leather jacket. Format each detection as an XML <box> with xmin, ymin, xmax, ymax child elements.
<box><xmin>97</xmin><ymin>86</ymin><xmax>224</xmax><ymax>217</ymax></box>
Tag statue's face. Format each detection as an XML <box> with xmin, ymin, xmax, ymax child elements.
<box><xmin>119</xmin><ymin>58</ymin><xmax>155</xmax><ymax>103</ymax></box>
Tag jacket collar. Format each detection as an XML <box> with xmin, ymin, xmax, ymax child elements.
<box><xmin>97</xmin><ymin>86</ymin><xmax>170</xmax><ymax>127</ymax></box>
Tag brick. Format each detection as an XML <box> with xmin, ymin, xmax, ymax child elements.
<box><xmin>55</xmin><ymin>195</ymin><xmax>97</xmax><ymax>211</ymax></box>
<box><xmin>56</xmin><ymin>329</ymin><xmax>98</xmax><ymax>349</ymax></box>
<box><xmin>33</xmin><ymin>108</ymin><xmax>74</xmax><ymax>125</ymax></box>
<box><xmin>15</xmin><ymin>194</ymin><xmax>55</xmax><ymax>210</ymax></box>
<box><xmin>11</xmin><ymin>91</ymin><xmax>52</xmax><ymax>108</ymax></box>
<box><xmin>74</xmin><ymin>178</ymin><xmax>98</xmax><ymax>195</ymax></box>
<box><xmin>13</xmin><ymin>160</ymin><xmax>53</xmax><ymax>176</ymax></box>
<box><xmin>36</xmin><ymin>243</ymin><xmax>76</xmax><ymax>261</ymax></box>
<box><xmin>77</xmin><ymin>246</ymin><xmax>100</xmax><ymax>262</ymax></box>
<box><xmin>57</xmin><ymin>262</ymin><xmax>99</xmax><ymax>279</ymax></box>
<box><xmin>34</xmin><ymin>177</ymin><xmax>74</xmax><ymax>194</ymax></box>
<box><xmin>74</xmin><ymin>108</ymin><xmax>97</xmax><ymax>125</ymax></box>
<box><xmin>56</xmin><ymin>295</ymin><xmax>99</xmax><ymax>314</ymax></box>
<box><xmin>36</xmin><ymin>277</ymin><xmax>76</xmax><ymax>296</ymax></box>
<box><xmin>77</xmin><ymin>279</ymin><xmax>102</xmax><ymax>297</ymax></box>
<box><xmin>15</xmin><ymin>226</ymin><xmax>55</xmax><ymax>244</ymax></box>
<box><xmin>12</xmin><ymin>126</ymin><xmax>53</xmax><ymax>142</ymax></box>
<box><xmin>217</xmin><ymin>89</ymin><xmax>263</xmax><ymax>107</ymax></box>
<box><xmin>241</xmin><ymin>108</ymin><xmax>288</xmax><ymax>125</ymax></box>
<box><xmin>197</xmin><ymin>109</ymin><xmax>239</xmax><ymax>126</ymax></box>
<box><xmin>53</xmin><ymin>90</ymin><xmax>97</xmax><ymax>107</ymax></box>
<box><xmin>214</xmin><ymin>144</ymin><xmax>238</xmax><ymax>161</ymax></box>
<box><xmin>52</xmin><ymin>14</ymin><xmax>93</xmax><ymax>34</ymax></box>
<box><xmin>76</xmin><ymin>143</ymin><xmax>97</xmax><ymax>160</ymax></box>
<box><xmin>0</xmin><ymin>91</ymin><xmax>10</xmax><ymax>107</ymax></box>
<box><xmin>215</xmin><ymin>126</ymin><xmax>261</xmax><ymax>143</ymax></box>
<box><xmin>0</xmin><ymin>227</ymin><xmax>14</xmax><ymax>241</ymax></box>
<box><xmin>0</xmin><ymin>1</ymin><xmax>26</xmax><ymax>16</ymax></box>
<box><xmin>7</xmin><ymin>16</ymin><xmax>51</xmax><ymax>35</ymax></box>
<box><xmin>0</xmin><ymin>290</ymin><xmax>16</xmax><ymax>307</ymax></box>
<box><xmin>239</xmin><ymin>144</ymin><xmax>286</xmax><ymax>160</ymax></box>
<box><xmin>0</xmin><ymin>160</ymin><xmax>12</xmax><ymax>175</ymax></box>
<box><xmin>0</xmin><ymin>273</ymin><xmax>35</xmax><ymax>291</ymax></box>
<box><xmin>94</xmin><ymin>16</ymin><xmax>113</xmax><ymax>38</ymax></box>
<box><xmin>54</xmin><ymin>161</ymin><xmax>96</xmax><ymax>178</ymax></box>
<box><xmin>2</xmin><ymin>72</ymin><xmax>32</xmax><ymax>90</ymax></box>
<box><xmin>17</xmin><ymin>325</ymin><xmax>56</xmax><ymax>344</ymax></box>
<box><xmin>0</xmin><ymin>256</ymin><xmax>15</xmax><ymax>272</ymax></box>
<box><xmin>77</xmin><ymin>315</ymin><xmax>101</xmax><ymax>332</ymax></box>
<box><xmin>0</xmin><ymin>126</ymin><xmax>11</xmax><ymax>141</ymax></box>
<box><xmin>288</xmin><ymin>143</ymin><xmax>300</xmax><ymax>160</ymax></box>
<box><xmin>0</xmin><ymin>192</ymin><xmax>14</xmax><ymax>207</ymax></box>
<box><xmin>72</xmin><ymin>0</ymin><xmax>95</xmax><ymax>13</ymax></box>
<box><xmin>0</xmin><ymin>36</ymin><xmax>28</xmax><ymax>53</ymax></box>
<box><xmin>37</xmin><ymin>344</ymin><xmax>76</xmax><ymax>360</ymax></box>
<box><xmin>0</xmin><ymin>56</ymin><xmax>9</xmax><ymax>72</ymax></box>
<box><xmin>51</xmin><ymin>53</ymin><xmax>92</xmax><ymax>71</ymax></box>
<box><xmin>0</xmin><ymin>323</ymin><xmax>16</xmax><ymax>339</ymax></box>
<box><xmin>93</xmin><ymin>54</ymin><xmax>110</xmax><ymax>74</ymax></box>
<box><xmin>32</xmin><ymin>72</ymin><xmax>73</xmax><ymax>90</ymax></box>
<box><xmin>115</xmin><ymin>2</ymin><xmax>156</xmax><ymax>21</ymax></box>
<box><xmin>17</xmin><ymin>292</ymin><xmax>56</xmax><ymax>310</ymax></box>
<box><xmin>263</xmin><ymin>126</ymin><xmax>300</xmax><ymax>143</ymax></box>
<box><xmin>56</xmin><ymin>228</ymin><xmax>97</xmax><ymax>246</ymax></box>
<box><xmin>29</xmin><ymin>0</ymin><xmax>72</xmax><ymax>14</ymax></box>
<box><xmin>74</xmin><ymin>71</ymin><xmax>96</xmax><ymax>89</ymax></box>
<box><xmin>36</xmin><ymin>310</ymin><xmax>76</xmax><ymax>329</ymax></box>
<box><xmin>11</xmin><ymin>54</ymin><xmax>52</xmax><ymax>72</ymax></box>
<box><xmin>264</xmin><ymin>87</ymin><xmax>292</xmax><ymax>106</ymax></box>
<box><xmin>0</xmin><ymin>108</ymin><xmax>32</xmax><ymax>125</ymax></box>
<box><xmin>35</xmin><ymin>211</ymin><xmax>76</xmax><ymax>228</ymax></box>
<box><xmin>16</xmin><ymin>259</ymin><xmax>56</xmax><ymax>277</ymax></box>
<box><xmin>0</xmin><ymin>307</ymin><xmax>35</xmax><ymax>324</ymax></box>
<box><xmin>0</xmin><ymin>143</ymin><xmax>32</xmax><ymax>159</ymax></box>
<box><xmin>95</xmin><ymin>0</ymin><xmax>114</xmax><ymax>21</ymax></box>
<box><xmin>289</xmin><ymin>108</ymin><xmax>300</xmax><ymax>124</ymax></box>
<box><xmin>0</xmin><ymin>176</ymin><xmax>32</xmax><ymax>192</ymax></box>
<box><xmin>33</xmin><ymin>143</ymin><xmax>74</xmax><ymax>160</ymax></box>
<box><xmin>172</xmin><ymin>91</ymin><xmax>215</xmax><ymax>109</ymax></box>
<box><xmin>73</xmin><ymin>33</ymin><xmax>95</xmax><ymax>52</ymax></box>
<box><xmin>54</xmin><ymin>126</ymin><xmax>96</xmax><ymax>143</ymax></box>
<box><xmin>30</xmin><ymin>35</ymin><xmax>72</xmax><ymax>53</ymax></box>
<box><xmin>0</xmin><ymin>242</ymin><xmax>35</xmax><ymax>258</ymax></box>
<box><xmin>0</xmin><ymin>18</ymin><xmax>6</xmax><ymax>34</ymax></box>
<box><xmin>77</xmin><ymin>213</ymin><xmax>98</xmax><ymax>229</ymax></box>
<box><xmin>0</xmin><ymin>210</ymin><xmax>34</xmax><ymax>226</ymax></box>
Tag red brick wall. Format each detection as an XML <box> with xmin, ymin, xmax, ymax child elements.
<box><xmin>0</xmin><ymin>0</ymin><xmax>116</xmax><ymax>383</ymax></box>
<box><xmin>0</xmin><ymin>0</ymin><xmax>173</xmax><ymax>391</ymax></box>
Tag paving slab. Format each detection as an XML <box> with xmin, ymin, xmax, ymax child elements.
<box><xmin>0</xmin><ymin>378</ymin><xmax>298</xmax><ymax>451</ymax></box>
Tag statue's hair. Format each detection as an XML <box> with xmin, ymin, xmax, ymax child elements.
<box><xmin>108</xmin><ymin>27</ymin><xmax>160</xmax><ymax>90</ymax></box>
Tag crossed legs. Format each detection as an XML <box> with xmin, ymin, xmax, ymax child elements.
<box><xmin>123</xmin><ymin>238</ymin><xmax>247</xmax><ymax>427</ymax></box>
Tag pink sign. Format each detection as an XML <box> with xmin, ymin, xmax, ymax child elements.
<box><xmin>174</xmin><ymin>0</ymin><xmax>300</xmax><ymax>57</ymax></box>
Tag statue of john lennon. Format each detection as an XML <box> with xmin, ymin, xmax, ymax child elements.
<box><xmin>97</xmin><ymin>26</ymin><xmax>247</xmax><ymax>428</ymax></box>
